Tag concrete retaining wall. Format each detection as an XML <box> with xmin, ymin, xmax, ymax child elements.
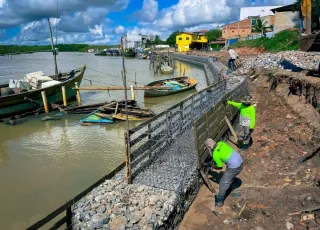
<box><xmin>171</xmin><ymin>53</ymin><xmax>228</xmax><ymax>85</ymax></box>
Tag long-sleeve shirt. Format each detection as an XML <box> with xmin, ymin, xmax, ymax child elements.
<box><xmin>227</xmin><ymin>101</ymin><xmax>256</xmax><ymax>129</ymax></box>
<box><xmin>228</xmin><ymin>49</ymin><xmax>238</xmax><ymax>59</ymax></box>
<box><xmin>212</xmin><ymin>141</ymin><xmax>243</xmax><ymax>168</ymax></box>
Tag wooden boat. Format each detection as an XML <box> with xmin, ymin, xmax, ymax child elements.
<box><xmin>81</xmin><ymin>113</ymin><xmax>113</xmax><ymax>124</ymax></box>
<box><xmin>112</xmin><ymin>114</ymin><xmax>148</xmax><ymax>121</ymax></box>
<box><xmin>160</xmin><ymin>65</ymin><xmax>174</xmax><ymax>74</ymax></box>
<box><xmin>144</xmin><ymin>76</ymin><xmax>197</xmax><ymax>97</ymax></box>
<box><xmin>0</xmin><ymin>65</ymin><xmax>86</xmax><ymax>119</ymax></box>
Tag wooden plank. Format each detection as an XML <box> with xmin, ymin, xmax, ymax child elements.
<box><xmin>77</xmin><ymin>86</ymin><xmax>173</xmax><ymax>90</ymax></box>
<box><xmin>200</xmin><ymin>169</ymin><xmax>217</xmax><ymax>194</ymax></box>
<box><xmin>224</xmin><ymin>116</ymin><xmax>238</xmax><ymax>143</ymax></box>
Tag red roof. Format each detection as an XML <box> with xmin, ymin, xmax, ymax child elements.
<box><xmin>194</xmin><ymin>30</ymin><xmax>208</xmax><ymax>33</ymax></box>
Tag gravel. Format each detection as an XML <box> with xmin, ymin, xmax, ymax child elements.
<box><xmin>239</xmin><ymin>51</ymin><xmax>320</xmax><ymax>74</ymax></box>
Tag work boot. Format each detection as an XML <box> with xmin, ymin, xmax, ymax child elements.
<box><xmin>215</xmin><ymin>195</ymin><xmax>224</xmax><ymax>207</ymax></box>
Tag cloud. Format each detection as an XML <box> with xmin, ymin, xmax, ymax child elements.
<box><xmin>0</xmin><ymin>0</ymin><xmax>5</xmax><ymax>8</ymax></box>
<box><xmin>132</xmin><ymin>0</ymin><xmax>158</xmax><ymax>22</ymax></box>
<box><xmin>0</xmin><ymin>18</ymin><xmax>117</xmax><ymax>45</ymax></box>
<box><xmin>114</xmin><ymin>25</ymin><xmax>126</xmax><ymax>35</ymax></box>
<box><xmin>153</xmin><ymin>0</ymin><xmax>230</xmax><ymax>30</ymax></box>
<box><xmin>0</xmin><ymin>0</ymin><xmax>129</xmax><ymax>29</ymax></box>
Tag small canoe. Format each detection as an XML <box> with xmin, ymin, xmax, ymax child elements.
<box><xmin>81</xmin><ymin>113</ymin><xmax>113</xmax><ymax>124</ymax></box>
<box><xmin>112</xmin><ymin>113</ymin><xmax>148</xmax><ymax>121</ymax></box>
<box><xmin>144</xmin><ymin>76</ymin><xmax>197</xmax><ymax>97</ymax></box>
<box><xmin>160</xmin><ymin>66</ymin><xmax>174</xmax><ymax>74</ymax></box>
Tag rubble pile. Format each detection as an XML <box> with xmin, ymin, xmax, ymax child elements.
<box><xmin>239</xmin><ymin>51</ymin><xmax>320</xmax><ymax>74</ymax></box>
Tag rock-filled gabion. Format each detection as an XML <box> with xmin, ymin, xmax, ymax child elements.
<box><xmin>72</xmin><ymin>56</ymin><xmax>246</xmax><ymax>230</ymax></box>
<box><xmin>73</xmin><ymin>180</ymin><xmax>177</xmax><ymax>230</ymax></box>
<box><xmin>239</xmin><ymin>51</ymin><xmax>320</xmax><ymax>75</ymax></box>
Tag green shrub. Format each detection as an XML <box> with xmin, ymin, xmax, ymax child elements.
<box><xmin>232</xmin><ymin>29</ymin><xmax>300</xmax><ymax>52</ymax></box>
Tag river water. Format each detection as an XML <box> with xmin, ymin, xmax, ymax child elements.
<box><xmin>0</xmin><ymin>52</ymin><xmax>207</xmax><ymax>229</ymax></box>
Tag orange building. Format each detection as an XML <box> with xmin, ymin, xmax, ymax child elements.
<box><xmin>222</xmin><ymin>16</ymin><xmax>274</xmax><ymax>39</ymax></box>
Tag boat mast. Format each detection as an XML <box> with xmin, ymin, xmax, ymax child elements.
<box><xmin>47</xmin><ymin>18</ymin><xmax>58</xmax><ymax>80</ymax></box>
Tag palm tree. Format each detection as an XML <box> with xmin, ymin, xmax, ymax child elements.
<box><xmin>252</xmin><ymin>19</ymin><xmax>267</xmax><ymax>35</ymax></box>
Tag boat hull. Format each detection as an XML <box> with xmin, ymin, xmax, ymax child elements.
<box><xmin>0</xmin><ymin>66</ymin><xmax>86</xmax><ymax>119</ymax></box>
<box><xmin>144</xmin><ymin>76</ymin><xmax>197</xmax><ymax>97</ymax></box>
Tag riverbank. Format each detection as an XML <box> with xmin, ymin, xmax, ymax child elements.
<box><xmin>179</xmin><ymin>73</ymin><xmax>320</xmax><ymax>230</ymax></box>
<box><xmin>0</xmin><ymin>53</ymin><xmax>209</xmax><ymax>230</ymax></box>
<box><xmin>57</xmin><ymin>55</ymin><xmax>247</xmax><ymax>230</ymax></box>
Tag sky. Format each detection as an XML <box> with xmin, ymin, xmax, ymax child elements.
<box><xmin>0</xmin><ymin>0</ymin><xmax>295</xmax><ymax>45</ymax></box>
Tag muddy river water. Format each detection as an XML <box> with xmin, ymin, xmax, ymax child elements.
<box><xmin>0</xmin><ymin>52</ymin><xmax>207</xmax><ymax>229</ymax></box>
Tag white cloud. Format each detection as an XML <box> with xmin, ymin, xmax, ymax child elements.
<box><xmin>133</xmin><ymin>0</ymin><xmax>158</xmax><ymax>22</ymax></box>
<box><xmin>114</xmin><ymin>25</ymin><xmax>126</xmax><ymax>35</ymax></box>
<box><xmin>89</xmin><ymin>25</ymin><xmax>103</xmax><ymax>37</ymax></box>
<box><xmin>154</xmin><ymin>0</ymin><xmax>230</xmax><ymax>29</ymax></box>
<box><xmin>0</xmin><ymin>0</ymin><xmax>5</xmax><ymax>8</ymax></box>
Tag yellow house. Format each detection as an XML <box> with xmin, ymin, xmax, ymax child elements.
<box><xmin>176</xmin><ymin>31</ymin><xmax>208</xmax><ymax>52</ymax></box>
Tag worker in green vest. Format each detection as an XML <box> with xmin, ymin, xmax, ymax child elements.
<box><xmin>205</xmin><ymin>138</ymin><xmax>243</xmax><ymax>207</ymax></box>
<box><xmin>225</xmin><ymin>96</ymin><xmax>256</xmax><ymax>150</ymax></box>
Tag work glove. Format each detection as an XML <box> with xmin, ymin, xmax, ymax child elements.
<box><xmin>250</xmin><ymin>129</ymin><xmax>254</xmax><ymax>134</ymax></box>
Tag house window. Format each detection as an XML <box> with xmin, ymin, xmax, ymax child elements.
<box><xmin>186</xmin><ymin>37</ymin><xmax>190</xmax><ymax>40</ymax></box>
<box><xmin>242</xmin><ymin>30</ymin><xmax>245</xmax><ymax>32</ymax></box>
<box><xmin>251</xmin><ymin>19</ymin><xmax>256</xmax><ymax>25</ymax></box>
<box><xmin>178</xmin><ymin>37</ymin><xmax>182</xmax><ymax>40</ymax></box>
<box><xmin>232</xmin><ymin>31</ymin><xmax>234</xmax><ymax>33</ymax></box>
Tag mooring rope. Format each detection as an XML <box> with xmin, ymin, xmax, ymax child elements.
<box><xmin>86</xmin><ymin>66</ymin><xmax>143</xmax><ymax>86</ymax></box>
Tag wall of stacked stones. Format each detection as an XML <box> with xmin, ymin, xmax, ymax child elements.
<box><xmin>69</xmin><ymin>55</ymin><xmax>247</xmax><ymax>230</ymax></box>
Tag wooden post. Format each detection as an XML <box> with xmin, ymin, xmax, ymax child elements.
<box><xmin>114</xmin><ymin>103</ymin><xmax>119</xmax><ymax>115</ymax></box>
<box><xmin>124</xmin><ymin>131</ymin><xmax>132</xmax><ymax>184</ymax></box>
<box><xmin>61</xmin><ymin>86</ymin><xmax>67</xmax><ymax>106</ymax></box>
<box><xmin>75</xmin><ymin>82</ymin><xmax>81</xmax><ymax>105</ymax></box>
<box><xmin>41</xmin><ymin>91</ymin><xmax>49</xmax><ymax>113</ymax></box>
<box><xmin>183</xmin><ymin>68</ymin><xmax>186</xmax><ymax>77</ymax></box>
<box><xmin>130</xmin><ymin>85</ymin><xmax>135</xmax><ymax>101</ymax></box>
<box><xmin>180</xmin><ymin>62</ymin><xmax>182</xmax><ymax>76</ymax></box>
<box><xmin>224</xmin><ymin>116</ymin><xmax>238</xmax><ymax>143</ymax></box>
<box><xmin>66</xmin><ymin>207</ymin><xmax>72</xmax><ymax>229</ymax></box>
<box><xmin>134</xmin><ymin>72</ymin><xmax>137</xmax><ymax>87</ymax></box>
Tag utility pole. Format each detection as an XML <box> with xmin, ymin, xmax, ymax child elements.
<box><xmin>47</xmin><ymin>18</ymin><xmax>58</xmax><ymax>80</ymax></box>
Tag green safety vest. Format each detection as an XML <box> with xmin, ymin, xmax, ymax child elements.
<box><xmin>212</xmin><ymin>141</ymin><xmax>233</xmax><ymax>168</ymax></box>
<box><xmin>227</xmin><ymin>101</ymin><xmax>256</xmax><ymax>129</ymax></box>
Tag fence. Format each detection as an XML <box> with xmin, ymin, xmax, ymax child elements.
<box><xmin>26</xmin><ymin>163</ymin><xmax>125</xmax><ymax>230</ymax></box>
<box><xmin>194</xmin><ymin>80</ymin><xmax>248</xmax><ymax>168</ymax></box>
<box><xmin>127</xmin><ymin>78</ymin><xmax>248</xmax><ymax>193</ymax></box>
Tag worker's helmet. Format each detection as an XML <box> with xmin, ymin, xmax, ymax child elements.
<box><xmin>241</xmin><ymin>96</ymin><xmax>251</xmax><ymax>105</ymax></box>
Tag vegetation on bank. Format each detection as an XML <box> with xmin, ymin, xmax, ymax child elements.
<box><xmin>232</xmin><ymin>29</ymin><xmax>300</xmax><ymax>52</ymax></box>
<box><xmin>0</xmin><ymin>44</ymin><xmax>120</xmax><ymax>54</ymax></box>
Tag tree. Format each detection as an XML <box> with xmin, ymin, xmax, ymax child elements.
<box><xmin>205</xmin><ymin>29</ymin><xmax>222</xmax><ymax>42</ymax></box>
<box><xmin>252</xmin><ymin>19</ymin><xmax>267</xmax><ymax>34</ymax></box>
<box><xmin>166</xmin><ymin>31</ymin><xmax>181</xmax><ymax>46</ymax></box>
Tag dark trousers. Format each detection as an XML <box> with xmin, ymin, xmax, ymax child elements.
<box><xmin>238</xmin><ymin>125</ymin><xmax>252</xmax><ymax>149</ymax></box>
<box><xmin>218</xmin><ymin>164</ymin><xmax>243</xmax><ymax>198</ymax></box>
<box><xmin>228</xmin><ymin>59</ymin><xmax>236</xmax><ymax>70</ymax></box>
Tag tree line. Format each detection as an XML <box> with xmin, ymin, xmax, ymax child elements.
<box><xmin>0</xmin><ymin>29</ymin><xmax>222</xmax><ymax>54</ymax></box>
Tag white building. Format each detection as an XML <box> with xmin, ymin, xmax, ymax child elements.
<box><xmin>123</xmin><ymin>34</ymin><xmax>156</xmax><ymax>49</ymax></box>
<box><xmin>240</xmin><ymin>6</ymin><xmax>281</xmax><ymax>21</ymax></box>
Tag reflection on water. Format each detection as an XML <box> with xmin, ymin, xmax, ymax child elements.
<box><xmin>0</xmin><ymin>52</ymin><xmax>207</xmax><ymax>229</ymax></box>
